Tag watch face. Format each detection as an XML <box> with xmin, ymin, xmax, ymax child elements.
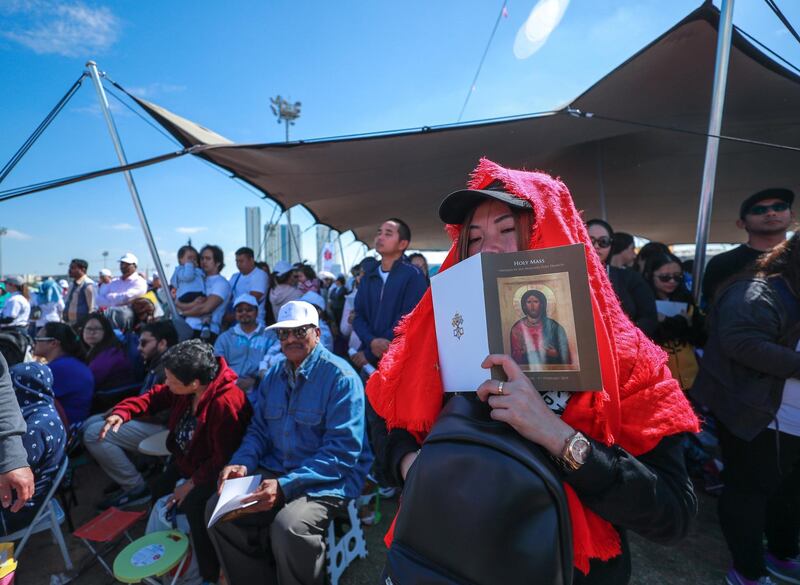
<box><xmin>572</xmin><ymin>437</ymin><xmax>591</xmax><ymax>464</ymax></box>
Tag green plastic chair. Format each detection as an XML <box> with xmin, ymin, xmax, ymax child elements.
<box><xmin>113</xmin><ymin>530</ymin><xmax>189</xmax><ymax>585</ymax></box>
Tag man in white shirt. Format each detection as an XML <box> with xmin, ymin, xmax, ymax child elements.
<box><xmin>96</xmin><ymin>253</ymin><xmax>148</xmax><ymax>308</ymax></box>
<box><xmin>225</xmin><ymin>247</ymin><xmax>269</xmax><ymax>326</ymax></box>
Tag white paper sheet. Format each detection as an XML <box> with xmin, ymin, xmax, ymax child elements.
<box><xmin>656</xmin><ymin>300</ymin><xmax>688</xmax><ymax>318</ymax></box>
<box><xmin>431</xmin><ymin>253</ymin><xmax>490</xmax><ymax>392</ymax></box>
<box><xmin>207</xmin><ymin>474</ymin><xmax>262</xmax><ymax>528</ymax></box>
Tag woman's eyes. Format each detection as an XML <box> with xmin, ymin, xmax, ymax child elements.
<box><xmin>468</xmin><ymin>237</ymin><xmax>482</xmax><ymax>245</ymax></box>
<box><xmin>501</xmin><ymin>227</ymin><xmax>515</xmax><ymax>234</ymax></box>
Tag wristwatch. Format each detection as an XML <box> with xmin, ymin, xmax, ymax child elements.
<box><xmin>559</xmin><ymin>431</ymin><xmax>592</xmax><ymax>471</ymax></box>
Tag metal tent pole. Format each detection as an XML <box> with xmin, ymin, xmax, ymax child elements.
<box><xmin>286</xmin><ymin>208</ymin><xmax>302</xmax><ymax>263</ymax></box>
<box><xmin>336</xmin><ymin>233</ymin><xmax>348</xmax><ymax>273</ymax></box>
<box><xmin>692</xmin><ymin>0</ymin><xmax>735</xmax><ymax>304</ymax></box>
<box><xmin>85</xmin><ymin>61</ymin><xmax>180</xmax><ymax>320</ymax></box>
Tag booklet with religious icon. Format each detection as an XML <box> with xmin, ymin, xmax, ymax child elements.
<box><xmin>431</xmin><ymin>244</ymin><xmax>602</xmax><ymax>393</ymax></box>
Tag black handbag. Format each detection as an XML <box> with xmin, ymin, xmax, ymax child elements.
<box><xmin>383</xmin><ymin>393</ymin><xmax>573</xmax><ymax>585</ymax></box>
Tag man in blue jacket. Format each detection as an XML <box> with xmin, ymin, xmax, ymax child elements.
<box><xmin>352</xmin><ymin>218</ymin><xmax>428</xmax><ymax>368</ymax></box>
<box><xmin>209</xmin><ymin>301</ymin><xmax>372</xmax><ymax>585</ymax></box>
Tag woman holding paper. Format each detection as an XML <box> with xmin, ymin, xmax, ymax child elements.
<box><xmin>100</xmin><ymin>339</ymin><xmax>251</xmax><ymax>584</ymax></box>
<box><xmin>366</xmin><ymin>158</ymin><xmax>699</xmax><ymax>584</ymax></box>
<box><xmin>642</xmin><ymin>252</ymin><xmax>705</xmax><ymax>391</ymax></box>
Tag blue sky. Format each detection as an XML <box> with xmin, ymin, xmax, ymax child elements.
<box><xmin>2</xmin><ymin>0</ymin><xmax>799</xmax><ymax>277</ymax></box>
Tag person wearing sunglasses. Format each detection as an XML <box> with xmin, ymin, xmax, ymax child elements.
<box><xmin>586</xmin><ymin>219</ymin><xmax>658</xmax><ymax>337</ymax></box>
<box><xmin>642</xmin><ymin>253</ymin><xmax>705</xmax><ymax>392</ymax></box>
<box><xmin>702</xmin><ymin>188</ymin><xmax>795</xmax><ymax>306</ymax></box>
<box><xmin>32</xmin><ymin>322</ymin><xmax>94</xmax><ymax>426</ymax></box>
<box><xmin>210</xmin><ymin>300</ymin><xmax>372</xmax><ymax>585</ymax></box>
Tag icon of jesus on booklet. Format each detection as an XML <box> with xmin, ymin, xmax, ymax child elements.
<box><xmin>509</xmin><ymin>289</ymin><xmax>571</xmax><ymax>366</ymax></box>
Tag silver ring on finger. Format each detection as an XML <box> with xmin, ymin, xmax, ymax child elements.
<box><xmin>497</xmin><ymin>381</ymin><xmax>505</xmax><ymax>394</ymax></box>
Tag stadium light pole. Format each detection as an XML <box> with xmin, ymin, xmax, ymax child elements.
<box><xmin>270</xmin><ymin>95</ymin><xmax>303</xmax><ymax>262</ymax></box>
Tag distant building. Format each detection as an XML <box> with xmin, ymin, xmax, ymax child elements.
<box><xmin>245</xmin><ymin>207</ymin><xmax>262</xmax><ymax>260</ymax></box>
<box><xmin>265</xmin><ymin>223</ymin><xmax>301</xmax><ymax>267</ymax></box>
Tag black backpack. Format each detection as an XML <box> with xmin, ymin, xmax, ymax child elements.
<box><xmin>383</xmin><ymin>393</ymin><xmax>573</xmax><ymax>585</ymax></box>
<box><xmin>0</xmin><ymin>328</ymin><xmax>31</xmax><ymax>366</ymax></box>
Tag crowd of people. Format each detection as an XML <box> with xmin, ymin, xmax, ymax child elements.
<box><xmin>0</xmin><ymin>163</ymin><xmax>796</xmax><ymax>584</ymax></box>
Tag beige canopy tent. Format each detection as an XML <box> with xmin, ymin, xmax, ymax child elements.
<box><xmin>132</xmin><ymin>2</ymin><xmax>800</xmax><ymax>250</ymax></box>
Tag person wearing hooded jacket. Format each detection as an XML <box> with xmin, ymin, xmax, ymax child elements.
<box><xmin>2</xmin><ymin>362</ymin><xmax>66</xmax><ymax>535</ymax></box>
<box><xmin>367</xmin><ymin>159</ymin><xmax>699</xmax><ymax>585</ymax></box>
<box><xmin>100</xmin><ymin>340</ymin><xmax>251</xmax><ymax>583</ymax></box>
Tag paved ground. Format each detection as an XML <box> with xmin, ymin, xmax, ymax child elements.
<box><xmin>15</xmin><ymin>460</ymin><xmax>747</xmax><ymax>584</ymax></box>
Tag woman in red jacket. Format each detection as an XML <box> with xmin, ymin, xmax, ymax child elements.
<box><xmin>100</xmin><ymin>339</ymin><xmax>251</xmax><ymax>583</ymax></box>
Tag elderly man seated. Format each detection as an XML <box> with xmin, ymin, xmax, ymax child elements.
<box><xmin>207</xmin><ymin>300</ymin><xmax>372</xmax><ymax>585</ymax></box>
<box><xmin>213</xmin><ymin>294</ymin><xmax>278</xmax><ymax>392</ymax></box>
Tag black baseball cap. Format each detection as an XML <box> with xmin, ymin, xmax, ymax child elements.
<box><xmin>740</xmin><ymin>188</ymin><xmax>794</xmax><ymax>219</ymax></box>
<box><xmin>438</xmin><ymin>188</ymin><xmax>532</xmax><ymax>224</ymax></box>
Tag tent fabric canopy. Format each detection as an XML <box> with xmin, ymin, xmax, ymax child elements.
<box><xmin>133</xmin><ymin>2</ymin><xmax>800</xmax><ymax>250</ymax></box>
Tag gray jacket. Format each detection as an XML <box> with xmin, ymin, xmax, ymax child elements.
<box><xmin>0</xmin><ymin>353</ymin><xmax>29</xmax><ymax>473</ymax></box>
<box><xmin>691</xmin><ymin>277</ymin><xmax>800</xmax><ymax>440</ymax></box>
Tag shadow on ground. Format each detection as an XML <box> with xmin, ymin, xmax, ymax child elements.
<box><xmin>17</xmin><ymin>462</ymin><xmax>736</xmax><ymax>584</ymax></box>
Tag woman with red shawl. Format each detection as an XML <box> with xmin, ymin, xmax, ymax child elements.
<box><xmin>367</xmin><ymin>159</ymin><xmax>700</xmax><ymax>584</ymax></box>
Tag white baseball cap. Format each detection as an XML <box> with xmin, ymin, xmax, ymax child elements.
<box><xmin>99</xmin><ymin>268</ymin><xmax>112</xmax><ymax>277</ymax></box>
<box><xmin>118</xmin><ymin>252</ymin><xmax>138</xmax><ymax>265</ymax></box>
<box><xmin>233</xmin><ymin>293</ymin><xmax>258</xmax><ymax>308</ymax></box>
<box><xmin>267</xmin><ymin>300</ymin><xmax>319</xmax><ymax>330</ymax></box>
<box><xmin>273</xmin><ymin>260</ymin><xmax>294</xmax><ymax>277</ymax></box>
<box><xmin>318</xmin><ymin>271</ymin><xmax>336</xmax><ymax>281</ymax></box>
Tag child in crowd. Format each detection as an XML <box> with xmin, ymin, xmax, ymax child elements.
<box><xmin>296</xmin><ymin>264</ymin><xmax>321</xmax><ymax>294</ymax></box>
<box><xmin>169</xmin><ymin>245</ymin><xmax>205</xmax><ymax>304</ymax></box>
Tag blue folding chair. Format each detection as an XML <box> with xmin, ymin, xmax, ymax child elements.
<box><xmin>0</xmin><ymin>456</ymin><xmax>73</xmax><ymax>571</ymax></box>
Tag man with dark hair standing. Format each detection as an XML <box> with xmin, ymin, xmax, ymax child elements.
<box><xmin>702</xmin><ymin>188</ymin><xmax>794</xmax><ymax>304</ymax></box>
<box><xmin>226</xmin><ymin>247</ymin><xmax>269</xmax><ymax>327</ymax></box>
<box><xmin>83</xmin><ymin>319</ymin><xmax>179</xmax><ymax>509</ymax></box>
<box><xmin>64</xmin><ymin>258</ymin><xmax>96</xmax><ymax>324</ymax></box>
<box><xmin>352</xmin><ymin>218</ymin><xmax>427</xmax><ymax>368</ymax></box>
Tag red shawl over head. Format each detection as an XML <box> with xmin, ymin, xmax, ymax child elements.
<box><xmin>366</xmin><ymin>158</ymin><xmax>700</xmax><ymax>574</ymax></box>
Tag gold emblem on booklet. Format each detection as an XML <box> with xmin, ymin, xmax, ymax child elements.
<box><xmin>452</xmin><ymin>312</ymin><xmax>464</xmax><ymax>340</ymax></box>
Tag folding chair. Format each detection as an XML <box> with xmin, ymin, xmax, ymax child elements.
<box><xmin>73</xmin><ymin>507</ymin><xmax>145</xmax><ymax>578</ymax></box>
<box><xmin>0</xmin><ymin>456</ymin><xmax>73</xmax><ymax>571</ymax></box>
<box><xmin>325</xmin><ymin>499</ymin><xmax>367</xmax><ymax>585</ymax></box>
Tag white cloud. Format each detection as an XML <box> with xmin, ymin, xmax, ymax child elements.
<box><xmin>127</xmin><ymin>83</ymin><xmax>186</xmax><ymax>99</ymax></box>
<box><xmin>109</xmin><ymin>223</ymin><xmax>135</xmax><ymax>231</ymax></box>
<box><xmin>4</xmin><ymin>229</ymin><xmax>32</xmax><ymax>240</ymax></box>
<box><xmin>514</xmin><ymin>0</ymin><xmax>570</xmax><ymax>60</ymax></box>
<box><xmin>176</xmin><ymin>226</ymin><xmax>207</xmax><ymax>235</ymax></box>
<box><xmin>71</xmin><ymin>101</ymin><xmax>129</xmax><ymax>117</ymax></box>
<box><xmin>1</xmin><ymin>1</ymin><xmax>121</xmax><ymax>58</ymax></box>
